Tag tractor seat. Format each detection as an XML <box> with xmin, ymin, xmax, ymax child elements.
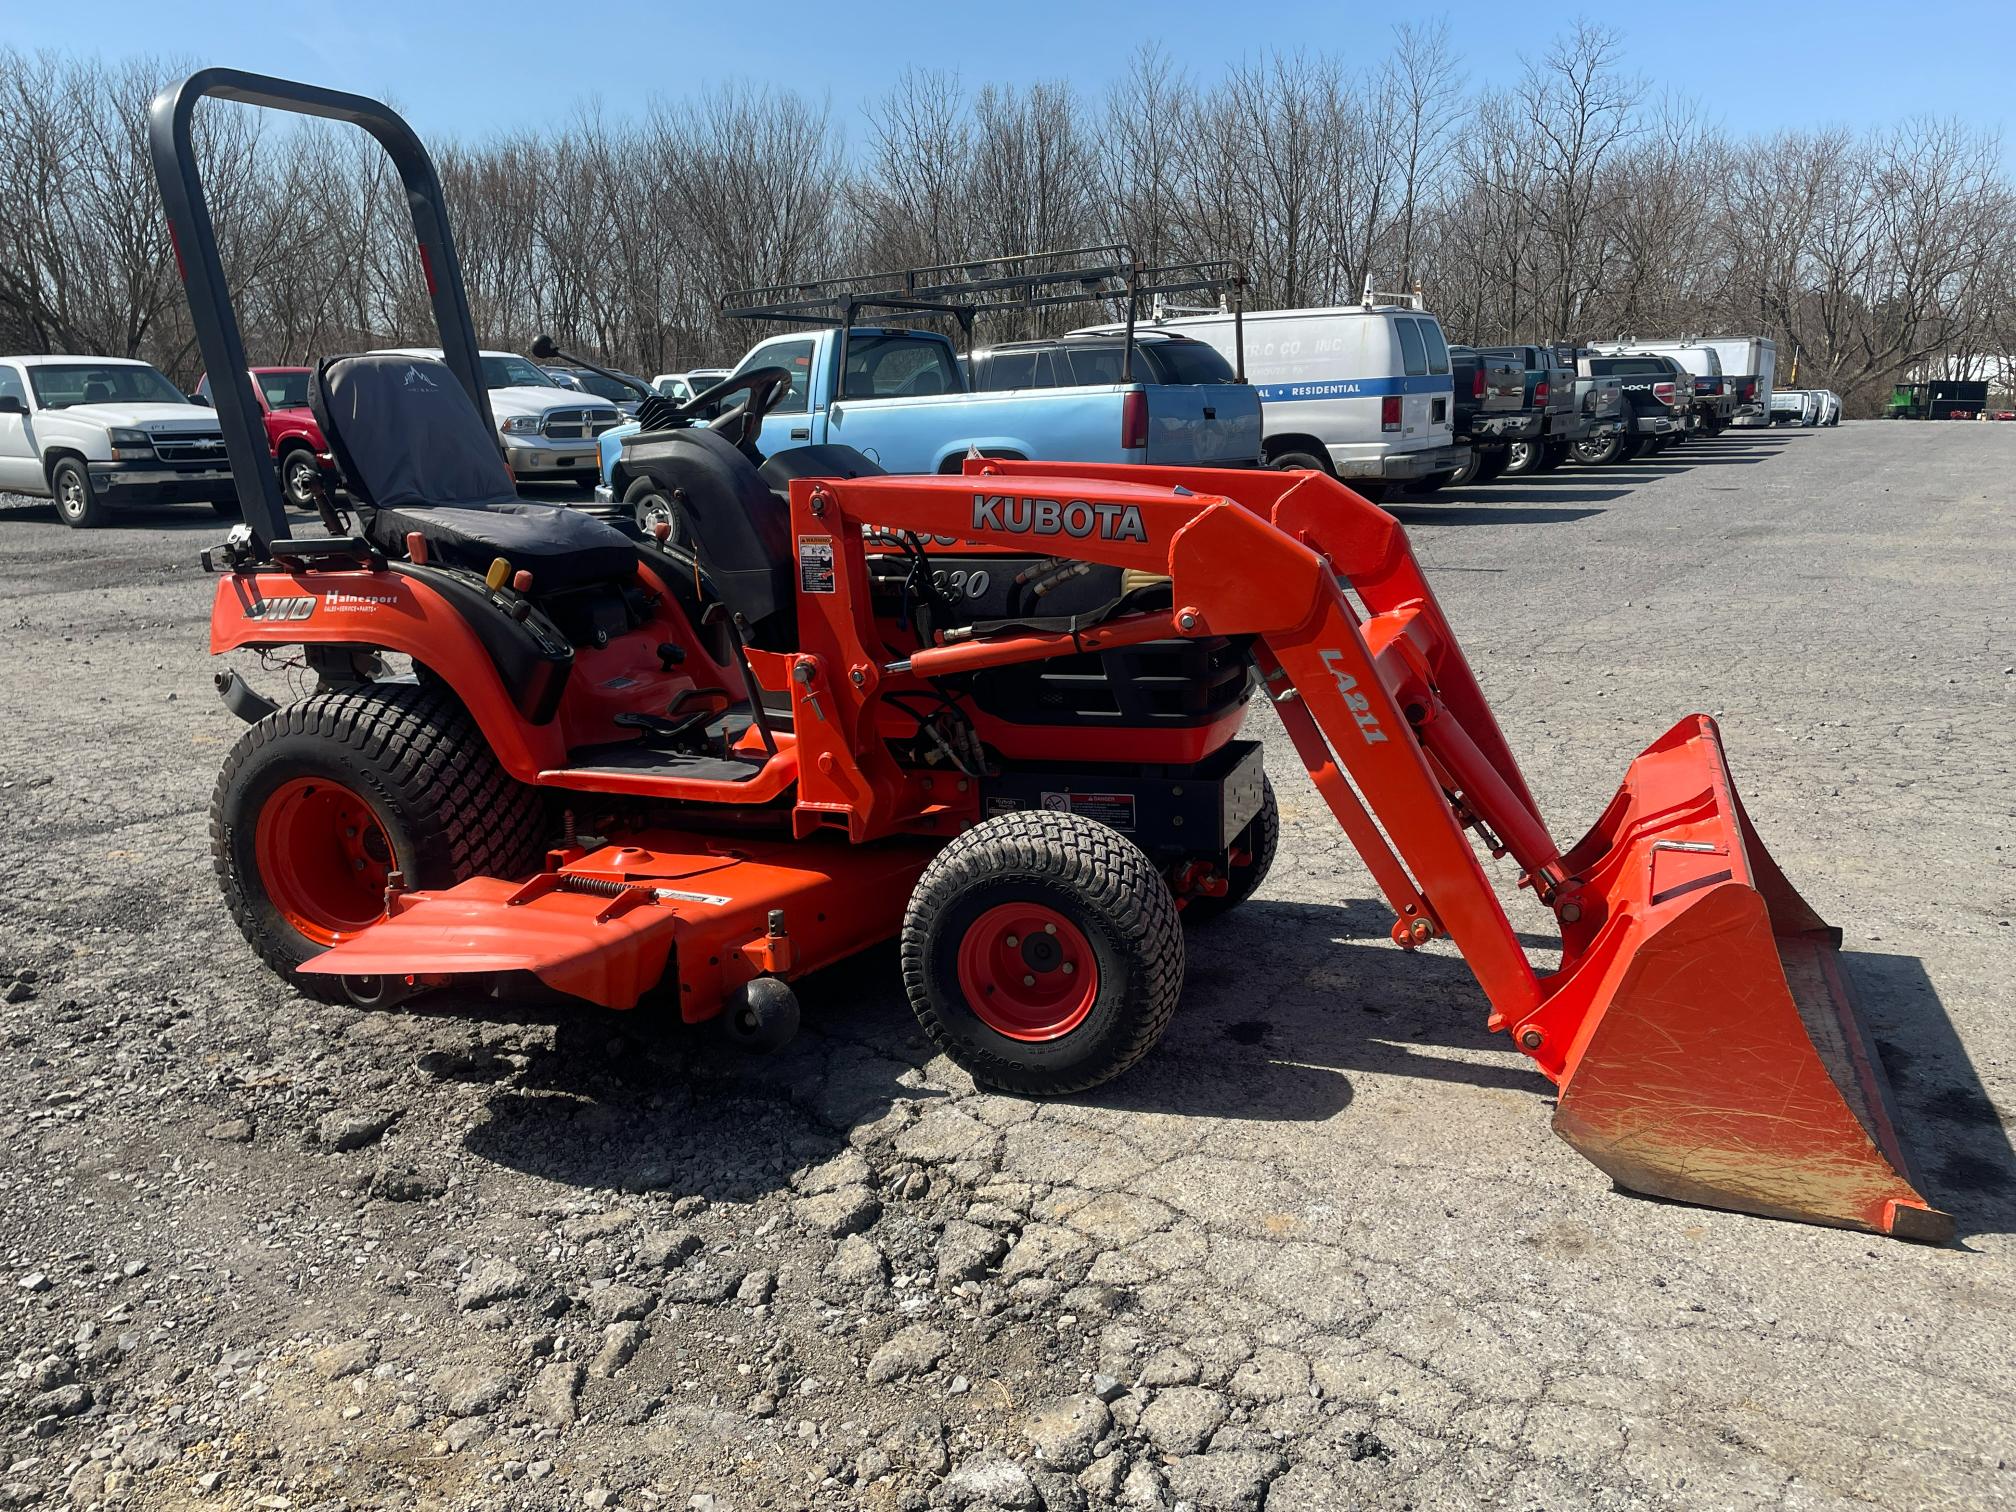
<box><xmin>311</xmin><ymin>352</ymin><xmax>635</xmax><ymax>592</ymax></box>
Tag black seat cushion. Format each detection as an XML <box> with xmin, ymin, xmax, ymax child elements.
<box><xmin>623</xmin><ymin>427</ymin><xmax>794</xmax><ymax>642</ymax></box>
<box><xmin>312</xmin><ymin>352</ymin><xmax>635</xmax><ymax>593</ymax></box>
<box><xmin>373</xmin><ymin>502</ymin><xmax>639</xmax><ymax>592</ymax></box>
<box><xmin>758</xmin><ymin>444</ymin><xmax>886</xmax><ymax>492</ymax></box>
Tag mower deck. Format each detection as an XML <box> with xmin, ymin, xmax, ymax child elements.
<box><xmin>300</xmin><ymin>831</ymin><xmax>937</xmax><ymax>1016</ymax></box>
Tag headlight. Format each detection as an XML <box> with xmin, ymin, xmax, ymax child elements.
<box><xmin>499</xmin><ymin>416</ymin><xmax>542</xmax><ymax>436</ymax></box>
<box><xmin>109</xmin><ymin>428</ymin><xmax>151</xmax><ymax>447</ymax></box>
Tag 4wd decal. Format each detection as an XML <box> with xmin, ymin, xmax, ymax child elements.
<box><xmin>1319</xmin><ymin>649</ymin><xmax>1389</xmax><ymax>744</ymax></box>
<box><xmin>245</xmin><ymin>595</ymin><xmax>314</xmax><ymax>621</ymax></box>
<box><xmin>971</xmin><ymin>493</ymin><xmax>1148</xmax><ymax>544</ymax></box>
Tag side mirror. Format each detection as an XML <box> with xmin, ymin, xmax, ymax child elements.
<box><xmin>530</xmin><ymin>334</ymin><xmax>558</xmax><ymax>360</ymax></box>
<box><xmin>188</xmin><ymin>391</ymin><xmax>212</xmax><ymax>406</ymax></box>
<box><xmin>0</xmin><ymin>395</ymin><xmax>24</xmax><ymax>416</ymax></box>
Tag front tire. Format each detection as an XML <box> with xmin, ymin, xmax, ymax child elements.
<box><xmin>51</xmin><ymin>459</ymin><xmax>107</xmax><ymax>528</ymax></box>
<box><xmin>212</xmin><ymin>683</ymin><xmax>544</xmax><ymax>1001</ymax></box>
<box><xmin>901</xmin><ymin>810</ymin><xmax>1183</xmax><ymax>1095</ymax></box>
<box><xmin>624</xmin><ymin>474</ymin><xmax>688</xmax><ymax>545</ymax></box>
<box><xmin>280</xmin><ymin>448</ymin><xmax>323</xmax><ymax>511</ymax></box>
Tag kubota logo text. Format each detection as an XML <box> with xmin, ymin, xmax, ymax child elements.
<box><xmin>1319</xmin><ymin>650</ymin><xmax>1388</xmax><ymax>744</ymax></box>
<box><xmin>971</xmin><ymin>493</ymin><xmax>1149</xmax><ymax>544</ymax></box>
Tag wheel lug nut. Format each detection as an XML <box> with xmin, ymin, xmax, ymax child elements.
<box><xmin>1005</xmin><ymin>935</ymin><xmax>1019</xmax><ymax>948</ymax></box>
<box><xmin>1022</xmin><ymin>975</ymin><xmax>1036</xmax><ymax>987</ymax></box>
<box><xmin>1043</xmin><ymin>923</ymin><xmax>1057</xmax><ymax>935</ymax></box>
<box><xmin>1061</xmin><ymin>963</ymin><xmax>1075</xmax><ymax>975</ymax></box>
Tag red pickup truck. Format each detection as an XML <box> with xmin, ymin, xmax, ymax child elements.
<box><xmin>193</xmin><ymin>366</ymin><xmax>334</xmax><ymax>510</ymax></box>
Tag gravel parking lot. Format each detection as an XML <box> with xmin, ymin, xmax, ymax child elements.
<box><xmin>0</xmin><ymin>422</ymin><xmax>2009</xmax><ymax>1512</ymax></box>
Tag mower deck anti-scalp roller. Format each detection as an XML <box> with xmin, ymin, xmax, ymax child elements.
<box><xmin>150</xmin><ymin>67</ymin><xmax>1950</xmax><ymax>1244</ymax></box>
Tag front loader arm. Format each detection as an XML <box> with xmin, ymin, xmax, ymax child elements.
<box><xmin>791</xmin><ymin>467</ymin><xmax>1549</xmax><ymax>1029</ymax></box>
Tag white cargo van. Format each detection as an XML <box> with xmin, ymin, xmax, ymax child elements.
<box><xmin>1698</xmin><ymin>337</ymin><xmax>1777</xmax><ymax>427</ymax></box>
<box><xmin>1072</xmin><ymin>298</ymin><xmax>1467</xmax><ymax>497</ymax></box>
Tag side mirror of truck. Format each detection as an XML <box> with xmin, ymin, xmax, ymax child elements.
<box><xmin>188</xmin><ymin>391</ymin><xmax>212</xmax><ymax>406</ymax></box>
<box><xmin>530</xmin><ymin>334</ymin><xmax>558</xmax><ymax>360</ymax></box>
<box><xmin>0</xmin><ymin>395</ymin><xmax>23</xmax><ymax>415</ymax></box>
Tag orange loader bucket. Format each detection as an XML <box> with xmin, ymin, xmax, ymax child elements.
<box><xmin>1515</xmin><ymin>717</ymin><xmax>1951</xmax><ymax>1241</ymax></box>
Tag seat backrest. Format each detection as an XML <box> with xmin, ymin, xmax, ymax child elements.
<box><xmin>310</xmin><ymin>353</ymin><xmax>517</xmax><ymax>513</ymax></box>
<box><xmin>623</xmin><ymin>427</ymin><xmax>792</xmax><ymax>639</ymax></box>
<box><xmin>83</xmin><ymin>380</ymin><xmax>112</xmax><ymax>403</ymax></box>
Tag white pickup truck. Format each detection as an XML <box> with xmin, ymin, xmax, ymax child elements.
<box><xmin>0</xmin><ymin>355</ymin><xmax>238</xmax><ymax>527</ymax></box>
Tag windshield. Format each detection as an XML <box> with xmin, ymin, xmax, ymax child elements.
<box><xmin>256</xmin><ymin>370</ymin><xmax>311</xmax><ymax>408</ymax></box>
<box><xmin>480</xmin><ymin>355</ymin><xmax>561</xmax><ymax>391</ymax></box>
<box><xmin>28</xmin><ymin>362</ymin><xmax>188</xmax><ymax>409</ymax></box>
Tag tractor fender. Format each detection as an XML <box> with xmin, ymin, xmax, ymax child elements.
<box><xmin>208</xmin><ymin>565</ymin><xmax>572</xmax><ymax>779</ymax></box>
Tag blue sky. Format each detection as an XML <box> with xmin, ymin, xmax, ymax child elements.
<box><xmin>3</xmin><ymin>0</ymin><xmax>2010</xmax><ymax>165</ymax></box>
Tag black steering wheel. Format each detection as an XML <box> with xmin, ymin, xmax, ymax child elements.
<box><xmin>675</xmin><ymin>367</ymin><xmax>794</xmax><ymax>452</ymax></box>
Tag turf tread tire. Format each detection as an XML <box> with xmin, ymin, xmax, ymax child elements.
<box><xmin>901</xmin><ymin>809</ymin><xmax>1183</xmax><ymax>1096</ymax></box>
<box><xmin>212</xmin><ymin>682</ymin><xmax>543</xmax><ymax>1000</ymax></box>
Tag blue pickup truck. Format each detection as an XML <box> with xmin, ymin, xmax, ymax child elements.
<box><xmin>596</xmin><ymin>324</ymin><xmax>1261</xmax><ymax>526</ymax></box>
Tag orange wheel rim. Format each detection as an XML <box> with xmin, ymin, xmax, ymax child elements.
<box><xmin>252</xmin><ymin>777</ymin><xmax>393</xmax><ymax>946</ymax></box>
<box><xmin>956</xmin><ymin>903</ymin><xmax>1098</xmax><ymax>1042</ymax></box>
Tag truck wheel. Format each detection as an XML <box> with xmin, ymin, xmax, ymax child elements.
<box><xmin>1474</xmin><ymin>447</ymin><xmax>1510</xmax><ymax>483</ymax></box>
<box><xmin>212</xmin><ymin>683</ymin><xmax>544</xmax><ymax>1002</ymax></box>
<box><xmin>1535</xmin><ymin>442</ymin><xmax>1568</xmax><ymax>472</ymax></box>
<box><xmin>50</xmin><ymin>458</ymin><xmax>108</xmax><ymax>528</ymax></box>
<box><xmin>1502</xmin><ymin>440</ymin><xmax>1542</xmax><ymax>475</ymax></box>
<box><xmin>624</xmin><ymin>475</ymin><xmax>688</xmax><ymax>545</ymax></box>
<box><xmin>1410</xmin><ymin>470</ymin><xmax>1456</xmax><ymax>494</ymax></box>
<box><xmin>1268</xmin><ymin>448</ymin><xmax>1333</xmax><ymax>476</ymax></box>
<box><xmin>280</xmin><ymin>448</ymin><xmax>323</xmax><ymax>511</ymax></box>
<box><xmin>901</xmin><ymin>809</ymin><xmax>1183</xmax><ymax>1096</ymax></box>
<box><xmin>1181</xmin><ymin>776</ymin><xmax>1278</xmax><ymax>924</ymax></box>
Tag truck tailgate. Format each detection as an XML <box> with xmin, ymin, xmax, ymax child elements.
<box><xmin>1143</xmin><ymin>384</ymin><xmax>1262</xmax><ymax>467</ymax></box>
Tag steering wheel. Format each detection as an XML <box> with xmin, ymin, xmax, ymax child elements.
<box><xmin>676</xmin><ymin>367</ymin><xmax>794</xmax><ymax>452</ymax></box>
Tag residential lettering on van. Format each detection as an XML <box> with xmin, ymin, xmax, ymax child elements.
<box><xmin>971</xmin><ymin>493</ymin><xmax>1149</xmax><ymax>544</ymax></box>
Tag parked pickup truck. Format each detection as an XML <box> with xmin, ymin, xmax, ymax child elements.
<box><xmin>1478</xmin><ymin>345</ymin><xmax>1588</xmax><ymax>474</ymax></box>
<box><xmin>0</xmin><ymin>354</ymin><xmax>236</xmax><ymax>527</ymax></box>
<box><xmin>1573</xmin><ymin>352</ymin><xmax>1688</xmax><ymax>461</ymax></box>
<box><xmin>1586</xmin><ymin>340</ymin><xmax>1737</xmax><ymax>434</ymax></box>
<box><xmin>1435</xmin><ymin>346</ymin><xmax>1529</xmax><ymax>486</ymax></box>
<box><xmin>193</xmin><ymin>366</ymin><xmax>335</xmax><ymax>511</ymax></box>
<box><xmin>1567</xmin><ymin>366</ymin><xmax>1628</xmax><ymax>464</ymax></box>
<box><xmin>597</xmin><ymin>325</ymin><xmax>1261</xmax><ymax>526</ymax></box>
<box><xmin>378</xmin><ymin>347</ymin><xmax>622</xmax><ymax>487</ymax></box>
<box><xmin>1699</xmin><ymin>337</ymin><xmax>1777</xmax><ymax>427</ymax></box>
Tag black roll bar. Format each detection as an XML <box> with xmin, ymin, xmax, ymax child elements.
<box><xmin>147</xmin><ymin>69</ymin><xmax>489</xmax><ymax>555</ymax></box>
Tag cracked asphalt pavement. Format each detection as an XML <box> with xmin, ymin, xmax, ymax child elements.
<box><xmin>0</xmin><ymin>421</ymin><xmax>2009</xmax><ymax>1510</ymax></box>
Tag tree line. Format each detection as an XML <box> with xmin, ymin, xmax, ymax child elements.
<box><xmin>2</xmin><ymin>27</ymin><xmax>2011</xmax><ymax>415</ymax></box>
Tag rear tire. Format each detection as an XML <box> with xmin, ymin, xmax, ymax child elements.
<box><xmin>51</xmin><ymin>459</ymin><xmax>107</xmax><ymax>528</ymax></box>
<box><xmin>1535</xmin><ymin>441</ymin><xmax>1568</xmax><ymax>472</ymax></box>
<box><xmin>1572</xmin><ymin>433</ymin><xmax>1622</xmax><ymax>466</ymax></box>
<box><xmin>1182</xmin><ymin>776</ymin><xmax>1278</xmax><ymax>924</ymax></box>
<box><xmin>1501</xmin><ymin>439</ymin><xmax>1542</xmax><ymax>475</ymax></box>
<box><xmin>901</xmin><ymin>810</ymin><xmax>1183</xmax><ymax>1095</ymax></box>
<box><xmin>212</xmin><ymin>683</ymin><xmax>544</xmax><ymax>1002</ymax></box>
<box><xmin>1267</xmin><ymin>448</ymin><xmax>1333</xmax><ymax>477</ymax></box>
<box><xmin>280</xmin><ymin>447</ymin><xmax>323</xmax><ymax>511</ymax></box>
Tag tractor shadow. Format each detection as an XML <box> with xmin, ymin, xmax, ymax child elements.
<box><xmin>1848</xmin><ymin>951</ymin><xmax>2016</xmax><ymax>1242</ymax></box>
<box><xmin>1077</xmin><ymin>897</ymin><xmax>1552</xmax><ymax>1123</ymax></box>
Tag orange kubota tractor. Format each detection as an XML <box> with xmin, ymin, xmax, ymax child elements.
<box><xmin>150</xmin><ymin>70</ymin><xmax>1949</xmax><ymax>1242</ymax></box>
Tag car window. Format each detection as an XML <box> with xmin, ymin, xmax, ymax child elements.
<box><xmin>565</xmin><ymin>371</ymin><xmax>638</xmax><ymax>405</ymax></box>
<box><xmin>1416</xmin><ymin>321</ymin><xmax>1451</xmax><ymax>377</ymax></box>
<box><xmin>1060</xmin><ymin>346</ymin><xmax>1130</xmax><ymax>386</ymax></box>
<box><xmin>842</xmin><ymin>335</ymin><xmax>960</xmax><ymax>399</ymax></box>
<box><xmin>0</xmin><ymin>365</ymin><xmax>26</xmax><ymax>407</ymax></box>
<box><xmin>1396</xmin><ymin>320</ymin><xmax>1428</xmax><ymax>377</ymax></box>
<box><xmin>739</xmin><ymin>339</ymin><xmax>815</xmax><ymax>415</ymax></box>
<box><xmin>480</xmin><ymin>355</ymin><xmax>561</xmax><ymax>390</ymax></box>
<box><xmin>1142</xmin><ymin>341</ymin><xmax>1238</xmax><ymax>385</ymax></box>
<box><xmin>257</xmin><ymin>371</ymin><xmax>311</xmax><ymax>409</ymax></box>
<box><xmin>1589</xmin><ymin>357</ymin><xmax>1669</xmax><ymax>376</ymax></box>
<box><xmin>26</xmin><ymin>362</ymin><xmax>188</xmax><ymax>408</ymax></box>
<box><xmin>975</xmin><ymin>349</ymin><xmax>1040</xmax><ymax>390</ymax></box>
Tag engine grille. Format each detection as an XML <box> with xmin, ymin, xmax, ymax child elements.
<box><xmin>150</xmin><ymin>431</ymin><xmax>229</xmax><ymax>463</ymax></box>
<box><xmin>542</xmin><ymin>408</ymin><xmax>621</xmax><ymax>441</ymax></box>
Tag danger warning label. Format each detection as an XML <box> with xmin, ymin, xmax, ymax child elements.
<box><xmin>1041</xmin><ymin>790</ymin><xmax>1137</xmax><ymax>832</ymax></box>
